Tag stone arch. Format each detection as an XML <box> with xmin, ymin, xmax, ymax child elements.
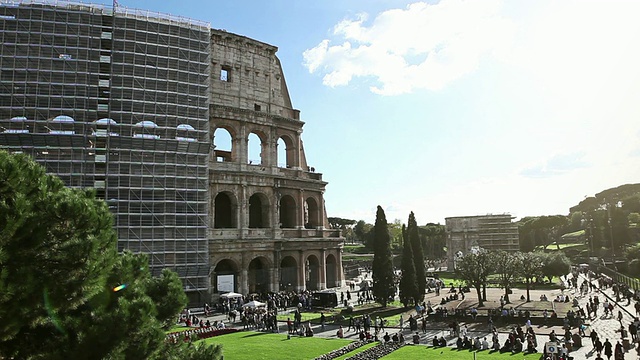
<box><xmin>279</xmin><ymin>256</ymin><xmax>298</xmax><ymax>291</ymax></box>
<box><xmin>248</xmin><ymin>192</ymin><xmax>270</xmax><ymax>228</ymax></box>
<box><xmin>277</xmin><ymin>134</ymin><xmax>296</xmax><ymax>168</ymax></box>
<box><xmin>214</xmin><ymin>191</ymin><xmax>237</xmax><ymax>228</ymax></box>
<box><xmin>247</xmin><ymin>256</ymin><xmax>270</xmax><ymax>294</ymax></box>
<box><xmin>326</xmin><ymin>254</ymin><xmax>337</xmax><ymax>288</ymax></box>
<box><xmin>213</xmin><ymin>127</ymin><xmax>234</xmax><ymax>162</ymax></box>
<box><xmin>247</xmin><ymin>129</ymin><xmax>268</xmax><ymax>165</ymax></box>
<box><xmin>304</xmin><ymin>196</ymin><xmax>320</xmax><ymax>229</ymax></box>
<box><xmin>305</xmin><ymin>254</ymin><xmax>320</xmax><ymax>291</ymax></box>
<box><xmin>279</xmin><ymin>195</ymin><xmax>297</xmax><ymax>228</ymax></box>
<box><xmin>213</xmin><ymin>258</ymin><xmax>240</xmax><ymax>293</ymax></box>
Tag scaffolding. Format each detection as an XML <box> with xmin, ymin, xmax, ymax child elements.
<box><xmin>0</xmin><ymin>1</ymin><xmax>211</xmax><ymax>303</ymax></box>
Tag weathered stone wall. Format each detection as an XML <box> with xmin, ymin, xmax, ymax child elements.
<box><xmin>210</xmin><ymin>29</ymin><xmax>298</xmax><ymax>120</ymax></box>
<box><xmin>207</xmin><ymin>30</ymin><xmax>344</xmax><ymax>299</ymax></box>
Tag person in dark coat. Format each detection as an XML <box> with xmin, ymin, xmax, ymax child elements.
<box><xmin>614</xmin><ymin>340</ymin><xmax>624</xmax><ymax>360</ymax></box>
<box><xmin>604</xmin><ymin>338</ymin><xmax>613</xmax><ymax>360</ymax></box>
<box><xmin>590</xmin><ymin>329</ymin><xmax>599</xmax><ymax>346</ymax></box>
<box><xmin>595</xmin><ymin>337</ymin><xmax>604</xmax><ymax>357</ymax></box>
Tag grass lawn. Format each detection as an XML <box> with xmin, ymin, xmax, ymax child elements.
<box><xmin>343</xmin><ymin>244</ymin><xmax>369</xmax><ymax>254</ymax></box>
<box><xmin>201</xmin><ymin>331</ymin><xmax>352</xmax><ymax>360</ymax></box>
<box><xmin>381</xmin><ymin>346</ymin><xmax>541</xmax><ymax>359</ymax></box>
<box><xmin>276</xmin><ymin>310</ymin><xmax>340</xmax><ymax>323</ymax></box>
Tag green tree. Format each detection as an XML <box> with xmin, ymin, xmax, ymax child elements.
<box><xmin>388</xmin><ymin>219</ymin><xmax>403</xmax><ymax>250</ymax></box>
<box><xmin>454</xmin><ymin>250</ymin><xmax>494</xmax><ymax>307</ymax></box>
<box><xmin>398</xmin><ymin>224</ymin><xmax>417</xmax><ymax>307</ymax></box>
<box><xmin>371</xmin><ymin>206</ymin><xmax>395</xmax><ymax>307</ymax></box>
<box><xmin>541</xmin><ymin>252</ymin><xmax>571</xmax><ymax>284</ymax></box>
<box><xmin>0</xmin><ymin>151</ymin><xmax>220</xmax><ymax>359</ymax></box>
<box><xmin>419</xmin><ymin>223</ymin><xmax>446</xmax><ymax>259</ymax></box>
<box><xmin>519</xmin><ymin>252</ymin><xmax>545</xmax><ymax>302</ymax></box>
<box><xmin>146</xmin><ymin>268</ymin><xmax>189</xmax><ymax>328</ymax></box>
<box><xmin>327</xmin><ymin>217</ymin><xmax>356</xmax><ymax>229</ymax></box>
<box><xmin>493</xmin><ymin>251</ymin><xmax>521</xmax><ymax>304</ymax></box>
<box><xmin>0</xmin><ymin>151</ymin><xmax>117</xmax><ymax>357</ymax></box>
<box><xmin>354</xmin><ymin>220</ymin><xmax>374</xmax><ymax>248</ymax></box>
<box><xmin>408</xmin><ymin>212</ymin><xmax>426</xmax><ymax>301</ymax></box>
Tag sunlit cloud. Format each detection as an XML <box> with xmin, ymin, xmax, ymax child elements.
<box><xmin>303</xmin><ymin>0</ymin><xmax>514</xmax><ymax>95</ymax></box>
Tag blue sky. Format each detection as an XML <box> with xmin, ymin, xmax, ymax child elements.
<box><xmin>103</xmin><ymin>0</ymin><xmax>640</xmax><ymax>224</ymax></box>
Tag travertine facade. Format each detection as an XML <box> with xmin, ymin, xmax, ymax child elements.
<box><xmin>445</xmin><ymin>214</ymin><xmax>519</xmax><ymax>269</ymax></box>
<box><xmin>208</xmin><ymin>30</ymin><xmax>344</xmax><ymax>296</ymax></box>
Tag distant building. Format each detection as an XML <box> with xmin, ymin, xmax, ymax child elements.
<box><xmin>445</xmin><ymin>214</ymin><xmax>519</xmax><ymax>269</ymax></box>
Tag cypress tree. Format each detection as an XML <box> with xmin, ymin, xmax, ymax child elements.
<box><xmin>408</xmin><ymin>212</ymin><xmax>426</xmax><ymax>303</ymax></box>
<box><xmin>371</xmin><ymin>205</ymin><xmax>395</xmax><ymax>307</ymax></box>
<box><xmin>399</xmin><ymin>224</ymin><xmax>417</xmax><ymax>307</ymax></box>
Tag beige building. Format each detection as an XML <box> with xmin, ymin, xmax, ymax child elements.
<box><xmin>208</xmin><ymin>30</ymin><xmax>344</xmax><ymax>296</ymax></box>
<box><xmin>445</xmin><ymin>214</ymin><xmax>519</xmax><ymax>269</ymax></box>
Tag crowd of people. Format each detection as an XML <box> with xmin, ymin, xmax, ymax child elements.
<box><xmin>169</xmin><ymin>265</ymin><xmax>640</xmax><ymax>360</ymax></box>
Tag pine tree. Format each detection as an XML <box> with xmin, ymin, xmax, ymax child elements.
<box><xmin>408</xmin><ymin>212</ymin><xmax>426</xmax><ymax>302</ymax></box>
<box><xmin>371</xmin><ymin>205</ymin><xmax>395</xmax><ymax>307</ymax></box>
<box><xmin>399</xmin><ymin>224</ymin><xmax>417</xmax><ymax>307</ymax></box>
<box><xmin>0</xmin><ymin>151</ymin><xmax>220</xmax><ymax>359</ymax></box>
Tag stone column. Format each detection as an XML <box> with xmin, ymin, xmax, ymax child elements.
<box><xmin>317</xmin><ymin>195</ymin><xmax>326</xmax><ymax>230</ymax></box>
<box><xmin>320</xmin><ymin>249</ymin><xmax>327</xmax><ymax>289</ymax></box>
<box><xmin>298</xmin><ymin>250</ymin><xmax>306</xmax><ymax>292</ymax></box>
<box><xmin>236</xmin><ymin>124</ymin><xmax>248</xmax><ymax>165</ymax></box>
<box><xmin>337</xmin><ymin>249</ymin><xmax>345</xmax><ymax>287</ymax></box>
<box><xmin>240</xmin><ymin>268</ymin><xmax>249</xmax><ymax>295</ymax></box>
<box><xmin>273</xmin><ymin>249</ymin><xmax>281</xmax><ymax>291</ymax></box>
<box><xmin>293</xmin><ymin>131</ymin><xmax>302</xmax><ymax>170</ymax></box>
<box><xmin>240</xmin><ymin>184</ymin><xmax>248</xmax><ymax>238</ymax></box>
<box><xmin>297</xmin><ymin>189</ymin><xmax>305</xmax><ymax>229</ymax></box>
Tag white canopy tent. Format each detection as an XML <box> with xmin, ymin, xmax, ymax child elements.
<box><xmin>242</xmin><ymin>300</ymin><xmax>266</xmax><ymax>308</ymax></box>
<box><xmin>220</xmin><ymin>292</ymin><xmax>243</xmax><ymax>299</ymax></box>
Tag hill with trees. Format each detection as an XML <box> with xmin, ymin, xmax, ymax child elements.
<box><xmin>518</xmin><ymin>183</ymin><xmax>640</xmax><ymax>272</ymax></box>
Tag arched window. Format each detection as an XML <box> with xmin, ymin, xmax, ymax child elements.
<box><xmin>277</xmin><ymin>135</ymin><xmax>295</xmax><ymax>168</ymax></box>
<box><xmin>49</xmin><ymin>115</ymin><xmax>76</xmax><ymax>135</ymax></box>
<box><xmin>247</xmin><ymin>132</ymin><xmax>263</xmax><ymax>165</ymax></box>
<box><xmin>326</xmin><ymin>254</ymin><xmax>337</xmax><ymax>288</ymax></box>
<box><xmin>277</xmin><ymin>138</ymin><xmax>287</xmax><ymax>167</ymax></box>
<box><xmin>213</xmin><ymin>128</ymin><xmax>233</xmax><ymax>162</ymax></box>
<box><xmin>248</xmin><ymin>257</ymin><xmax>269</xmax><ymax>293</ymax></box>
<box><xmin>213</xmin><ymin>259</ymin><xmax>239</xmax><ymax>293</ymax></box>
<box><xmin>93</xmin><ymin>118</ymin><xmax>119</xmax><ymax>137</ymax></box>
<box><xmin>280</xmin><ymin>256</ymin><xmax>298</xmax><ymax>291</ymax></box>
<box><xmin>305</xmin><ymin>197</ymin><xmax>320</xmax><ymax>229</ymax></box>
<box><xmin>306</xmin><ymin>255</ymin><xmax>320</xmax><ymax>291</ymax></box>
<box><xmin>249</xmin><ymin>193</ymin><xmax>270</xmax><ymax>228</ymax></box>
<box><xmin>214</xmin><ymin>192</ymin><xmax>236</xmax><ymax>228</ymax></box>
<box><xmin>279</xmin><ymin>195</ymin><xmax>296</xmax><ymax>228</ymax></box>
<box><xmin>176</xmin><ymin>123</ymin><xmax>196</xmax><ymax>142</ymax></box>
<box><xmin>133</xmin><ymin>121</ymin><xmax>159</xmax><ymax>139</ymax></box>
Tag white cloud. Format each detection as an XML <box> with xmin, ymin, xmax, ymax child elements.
<box><xmin>303</xmin><ymin>0</ymin><xmax>515</xmax><ymax>95</ymax></box>
<box><xmin>520</xmin><ymin>151</ymin><xmax>589</xmax><ymax>178</ymax></box>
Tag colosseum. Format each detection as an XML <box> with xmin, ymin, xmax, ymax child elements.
<box><xmin>208</xmin><ymin>29</ymin><xmax>344</xmax><ymax>297</ymax></box>
<box><xmin>0</xmin><ymin>1</ymin><xmax>344</xmax><ymax>304</ymax></box>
